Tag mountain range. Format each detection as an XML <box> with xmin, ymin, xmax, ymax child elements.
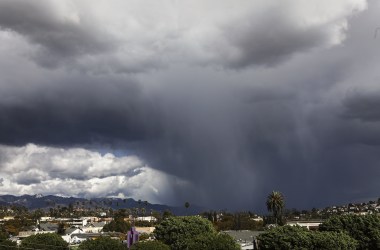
<box><xmin>0</xmin><ymin>194</ymin><xmax>204</xmax><ymax>216</ymax></box>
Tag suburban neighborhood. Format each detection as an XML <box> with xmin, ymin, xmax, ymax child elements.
<box><xmin>0</xmin><ymin>194</ymin><xmax>380</xmax><ymax>249</ymax></box>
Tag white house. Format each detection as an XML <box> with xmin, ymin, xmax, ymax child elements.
<box><xmin>136</xmin><ymin>216</ymin><xmax>157</xmax><ymax>222</ymax></box>
<box><xmin>61</xmin><ymin>228</ymin><xmax>85</xmax><ymax>244</ymax></box>
<box><xmin>286</xmin><ymin>221</ymin><xmax>322</xmax><ymax>230</ymax></box>
<box><xmin>82</xmin><ymin>222</ymin><xmax>106</xmax><ymax>233</ymax></box>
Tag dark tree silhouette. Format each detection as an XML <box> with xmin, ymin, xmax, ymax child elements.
<box><xmin>266</xmin><ymin>191</ymin><xmax>285</xmax><ymax>224</ymax></box>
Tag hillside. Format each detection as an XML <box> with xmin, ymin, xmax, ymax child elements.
<box><xmin>0</xmin><ymin>194</ymin><xmax>204</xmax><ymax>216</ymax></box>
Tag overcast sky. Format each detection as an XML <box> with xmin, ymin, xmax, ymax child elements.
<box><xmin>0</xmin><ymin>0</ymin><xmax>379</xmax><ymax>211</ymax></box>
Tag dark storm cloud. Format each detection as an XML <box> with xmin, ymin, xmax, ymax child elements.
<box><xmin>0</xmin><ymin>76</ymin><xmax>159</xmax><ymax>146</ymax></box>
<box><xmin>0</xmin><ymin>0</ymin><xmax>113</xmax><ymax>68</ymax></box>
<box><xmin>13</xmin><ymin>172</ymin><xmax>44</xmax><ymax>185</ymax></box>
<box><xmin>1</xmin><ymin>0</ymin><xmax>379</xmax><ymax>211</ymax></box>
<box><xmin>223</xmin><ymin>9</ymin><xmax>329</xmax><ymax>68</ymax></box>
<box><xmin>343</xmin><ymin>91</ymin><xmax>380</xmax><ymax>122</ymax></box>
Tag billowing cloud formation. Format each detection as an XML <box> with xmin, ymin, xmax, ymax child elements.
<box><xmin>0</xmin><ymin>0</ymin><xmax>367</xmax><ymax>72</ymax></box>
<box><xmin>0</xmin><ymin>0</ymin><xmax>379</xmax><ymax>210</ymax></box>
<box><xmin>0</xmin><ymin>144</ymin><xmax>189</xmax><ymax>203</ymax></box>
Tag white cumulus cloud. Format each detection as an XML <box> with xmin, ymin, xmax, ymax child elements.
<box><xmin>0</xmin><ymin>143</ymin><xmax>188</xmax><ymax>203</ymax></box>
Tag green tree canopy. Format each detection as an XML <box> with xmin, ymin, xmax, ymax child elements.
<box><xmin>154</xmin><ymin>216</ymin><xmax>215</xmax><ymax>250</ymax></box>
<box><xmin>0</xmin><ymin>239</ymin><xmax>17</xmax><ymax>250</ymax></box>
<box><xmin>185</xmin><ymin>232</ymin><xmax>240</xmax><ymax>250</ymax></box>
<box><xmin>0</xmin><ymin>228</ymin><xmax>17</xmax><ymax>250</ymax></box>
<box><xmin>78</xmin><ymin>237</ymin><xmax>126</xmax><ymax>250</ymax></box>
<box><xmin>311</xmin><ymin>231</ymin><xmax>358</xmax><ymax>250</ymax></box>
<box><xmin>21</xmin><ymin>233</ymin><xmax>69</xmax><ymax>250</ymax></box>
<box><xmin>0</xmin><ymin>227</ymin><xmax>9</xmax><ymax>240</ymax></box>
<box><xmin>257</xmin><ymin>225</ymin><xmax>357</xmax><ymax>250</ymax></box>
<box><xmin>319</xmin><ymin>214</ymin><xmax>380</xmax><ymax>250</ymax></box>
<box><xmin>130</xmin><ymin>240</ymin><xmax>170</xmax><ymax>250</ymax></box>
<box><xmin>103</xmin><ymin>218</ymin><xmax>131</xmax><ymax>234</ymax></box>
<box><xmin>162</xmin><ymin>210</ymin><xmax>174</xmax><ymax>220</ymax></box>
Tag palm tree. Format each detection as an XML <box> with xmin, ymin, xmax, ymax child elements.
<box><xmin>141</xmin><ymin>207</ymin><xmax>146</xmax><ymax>217</ymax></box>
<box><xmin>138</xmin><ymin>199</ymin><xmax>142</xmax><ymax>216</ymax></box>
<box><xmin>266</xmin><ymin>191</ymin><xmax>285</xmax><ymax>224</ymax></box>
<box><xmin>132</xmin><ymin>207</ymin><xmax>139</xmax><ymax>226</ymax></box>
<box><xmin>184</xmin><ymin>202</ymin><xmax>190</xmax><ymax>215</ymax></box>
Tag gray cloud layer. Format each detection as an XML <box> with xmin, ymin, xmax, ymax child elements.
<box><xmin>0</xmin><ymin>0</ymin><xmax>379</xmax><ymax>210</ymax></box>
<box><xmin>0</xmin><ymin>0</ymin><xmax>366</xmax><ymax>71</ymax></box>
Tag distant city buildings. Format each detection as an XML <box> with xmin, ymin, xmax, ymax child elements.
<box><xmin>8</xmin><ymin>215</ymin><xmax>156</xmax><ymax>246</ymax></box>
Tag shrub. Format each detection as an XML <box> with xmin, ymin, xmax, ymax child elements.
<box><xmin>311</xmin><ymin>231</ymin><xmax>357</xmax><ymax>250</ymax></box>
<box><xmin>319</xmin><ymin>214</ymin><xmax>380</xmax><ymax>249</ymax></box>
<box><xmin>103</xmin><ymin>219</ymin><xmax>131</xmax><ymax>233</ymax></box>
<box><xmin>257</xmin><ymin>225</ymin><xmax>357</xmax><ymax>250</ymax></box>
<box><xmin>130</xmin><ymin>240</ymin><xmax>170</xmax><ymax>250</ymax></box>
<box><xmin>138</xmin><ymin>233</ymin><xmax>150</xmax><ymax>241</ymax></box>
<box><xmin>78</xmin><ymin>237</ymin><xmax>126</xmax><ymax>250</ymax></box>
<box><xmin>258</xmin><ymin>225</ymin><xmax>313</xmax><ymax>250</ymax></box>
<box><xmin>21</xmin><ymin>233</ymin><xmax>68</xmax><ymax>250</ymax></box>
<box><xmin>154</xmin><ymin>216</ymin><xmax>215</xmax><ymax>249</ymax></box>
<box><xmin>185</xmin><ymin>232</ymin><xmax>240</xmax><ymax>250</ymax></box>
<box><xmin>0</xmin><ymin>239</ymin><xmax>17</xmax><ymax>250</ymax></box>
